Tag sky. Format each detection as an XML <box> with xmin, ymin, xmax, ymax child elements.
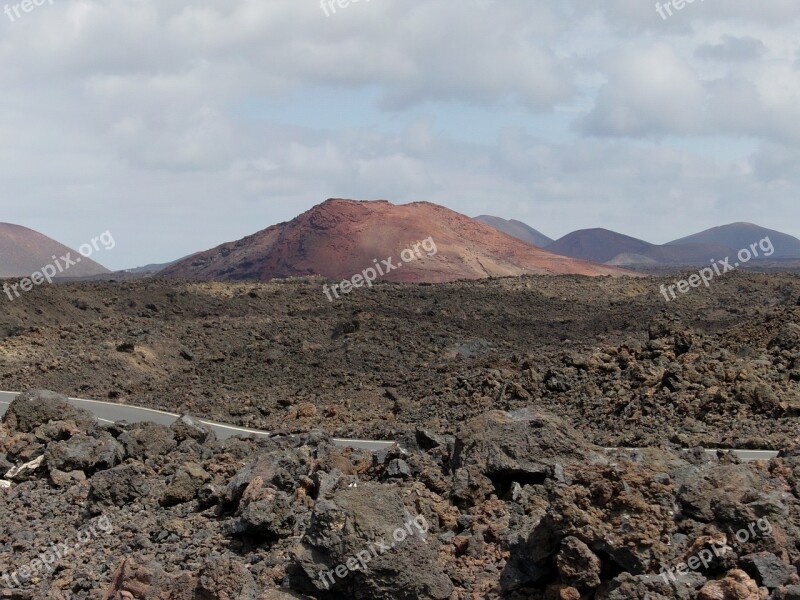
<box><xmin>1</xmin><ymin>0</ymin><xmax>799</xmax><ymax>270</ymax></box>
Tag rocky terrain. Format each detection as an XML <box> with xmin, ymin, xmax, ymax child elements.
<box><xmin>0</xmin><ymin>272</ymin><xmax>799</xmax><ymax>598</ymax></box>
<box><xmin>2</xmin><ymin>389</ymin><xmax>800</xmax><ymax>599</ymax></box>
<box><xmin>0</xmin><ymin>272</ymin><xmax>798</xmax><ymax>449</ymax></box>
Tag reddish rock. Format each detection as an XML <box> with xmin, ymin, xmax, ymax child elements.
<box><xmin>698</xmin><ymin>569</ymin><xmax>761</xmax><ymax>600</ymax></box>
<box><xmin>162</xmin><ymin>199</ymin><xmax>633</xmax><ymax>283</ymax></box>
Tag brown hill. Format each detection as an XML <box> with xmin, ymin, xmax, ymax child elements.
<box><xmin>161</xmin><ymin>199</ymin><xmax>633</xmax><ymax>283</ymax></box>
<box><xmin>667</xmin><ymin>222</ymin><xmax>800</xmax><ymax>259</ymax></box>
<box><xmin>474</xmin><ymin>215</ymin><xmax>553</xmax><ymax>247</ymax></box>
<box><xmin>0</xmin><ymin>223</ymin><xmax>110</xmax><ymax>278</ymax></box>
<box><xmin>547</xmin><ymin>228</ymin><xmax>734</xmax><ymax>266</ymax></box>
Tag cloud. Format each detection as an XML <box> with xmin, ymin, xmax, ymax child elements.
<box><xmin>695</xmin><ymin>35</ymin><xmax>767</xmax><ymax>62</ymax></box>
<box><xmin>0</xmin><ymin>0</ymin><xmax>799</xmax><ymax>268</ymax></box>
<box><xmin>580</xmin><ymin>40</ymin><xmax>800</xmax><ymax>145</ymax></box>
<box><xmin>571</xmin><ymin>0</ymin><xmax>800</xmax><ymax>32</ymax></box>
<box><xmin>580</xmin><ymin>44</ymin><xmax>707</xmax><ymax>138</ymax></box>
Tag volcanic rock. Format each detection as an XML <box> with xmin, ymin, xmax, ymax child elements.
<box><xmin>162</xmin><ymin>199</ymin><xmax>631</xmax><ymax>282</ymax></box>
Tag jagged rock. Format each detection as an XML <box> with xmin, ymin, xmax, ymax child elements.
<box><xmin>1</xmin><ymin>389</ymin><xmax>95</xmax><ymax>433</ymax></box>
<box><xmin>0</xmin><ymin>453</ymin><xmax>13</xmax><ymax>477</ymax></box>
<box><xmin>118</xmin><ymin>423</ymin><xmax>178</xmax><ymax>460</ymax></box>
<box><xmin>596</xmin><ymin>571</ymin><xmax>706</xmax><ymax>599</ymax></box>
<box><xmin>556</xmin><ymin>536</ymin><xmax>602</xmax><ymax>590</ymax></box>
<box><xmin>386</xmin><ymin>458</ymin><xmax>411</xmax><ymax>478</ymax></box>
<box><xmin>224</xmin><ymin>486</ymin><xmax>296</xmax><ymax>540</ymax></box>
<box><xmin>5</xmin><ymin>454</ymin><xmax>45</xmax><ymax>481</ymax></box>
<box><xmin>170</xmin><ymin>414</ymin><xmax>216</xmax><ymax>444</ymax></box>
<box><xmin>195</xmin><ymin>558</ymin><xmax>259</xmax><ymax>600</ymax></box>
<box><xmin>49</xmin><ymin>468</ymin><xmax>87</xmax><ymax>487</ymax></box>
<box><xmin>89</xmin><ymin>463</ymin><xmax>161</xmax><ymax>509</ymax></box>
<box><xmin>224</xmin><ymin>449</ymin><xmax>310</xmax><ymax>509</ymax></box>
<box><xmin>502</xmin><ymin>451</ymin><xmax>686</xmax><ymax>592</ymax></box>
<box><xmin>291</xmin><ymin>482</ymin><xmax>453</xmax><ymax>600</ymax></box>
<box><xmin>160</xmin><ymin>462</ymin><xmax>212</xmax><ymax>507</ymax></box>
<box><xmin>698</xmin><ymin>569</ymin><xmax>760</xmax><ymax>600</ymax></box>
<box><xmin>772</xmin><ymin>585</ymin><xmax>800</xmax><ymax>599</ymax></box>
<box><xmin>768</xmin><ymin>323</ymin><xmax>800</xmax><ymax>351</ymax></box>
<box><xmin>676</xmin><ymin>463</ymin><xmax>762</xmax><ymax>522</ymax></box>
<box><xmin>545</xmin><ymin>584</ymin><xmax>581</xmax><ymax>599</ymax></box>
<box><xmin>414</xmin><ymin>427</ymin><xmax>448</xmax><ymax>450</ymax></box>
<box><xmin>101</xmin><ymin>557</ymin><xmax>196</xmax><ymax>599</ymax></box>
<box><xmin>33</xmin><ymin>419</ymin><xmax>84</xmax><ymax>443</ymax></box>
<box><xmin>44</xmin><ymin>432</ymin><xmax>124</xmax><ymax>474</ymax></box>
<box><xmin>740</xmin><ymin>552</ymin><xmax>796</xmax><ymax>589</ymax></box>
<box><xmin>450</xmin><ymin>407</ymin><xmax>606</xmax><ymax>503</ymax></box>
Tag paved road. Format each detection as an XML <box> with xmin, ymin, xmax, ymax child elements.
<box><xmin>0</xmin><ymin>391</ymin><xmax>783</xmax><ymax>460</ymax></box>
<box><xmin>0</xmin><ymin>391</ymin><xmax>395</xmax><ymax>450</ymax></box>
<box><xmin>608</xmin><ymin>447</ymin><xmax>779</xmax><ymax>462</ymax></box>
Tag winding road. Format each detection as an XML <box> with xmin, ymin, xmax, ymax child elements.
<box><xmin>0</xmin><ymin>391</ymin><xmax>782</xmax><ymax>460</ymax></box>
<box><xmin>0</xmin><ymin>391</ymin><xmax>395</xmax><ymax>451</ymax></box>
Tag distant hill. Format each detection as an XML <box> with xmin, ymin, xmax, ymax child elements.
<box><xmin>605</xmin><ymin>253</ymin><xmax>658</xmax><ymax>266</ymax></box>
<box><xmin>546</xmin><ymin>229</ymin><xmax>654</xmax><ymax>264</ymax></box>
<box><xmin>546</xmin><ymin>228</ymin><xmax>734</xmax><ymax>266</ymax></box>
<box><xmin>0</xmin><ymin>223</ymin><xmax>109</xmax><ymax>278</ymax></box>
<box><xmin>667</xmin><ymin>223</ymin><xmax>800</xmax><ymax>259</ymax></box>
<box><xmin>124</xmin><ymin>262</ymin><xmax>175</xmax><ymax>275</ymax></box>
<box><xmin>123</xmin><ymin>254</ymin><xmax>196</xmax><ymax>275</ymax></box>
<box><xmin>474</xmin><ymin>216</ymin><xmax>553</xmax><ymax>247</ymax></box>
<box><xmin>161</xmin><ymin>199</ymin><xmax>633</xmax><ymax>283</ymax></box>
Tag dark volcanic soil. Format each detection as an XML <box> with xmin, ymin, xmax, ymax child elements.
<box><xmin>0</xmin><ymin>272</ymin><xmax>799</xmax><ymax>449</ymax></box>
<box><xmin>2</xmin><ymin>274</ymin><xmax>800</xmax><ymax>599</ymax></box>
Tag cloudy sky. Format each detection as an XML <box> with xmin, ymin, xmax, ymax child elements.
<box><xmin>1</xmin><ymin>0</ymin><xmax>799</xmax><ymax>269</ymax></box>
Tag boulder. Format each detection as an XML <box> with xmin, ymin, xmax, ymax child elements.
<box><xmin>224</xmin><ymin>486</ymin><xmax>296</xmax><ymax>541</ymax></box>
<box><xmin>595</xmin><ymin>571</ymin><xmax>705</xmax><ymax>599</ymax></box>
<box><xmin>2</xmin><ymin>390</ymin><xmax>95</xmax><ymax>433</ymax></box>
<box><xmin>196</xmin><ymin>558</ymin><xmax>259</xmax><ymax>600</ymax></box>
<box><xmin>740</xmin><ymin>552</ymin><xmax>796</xmax><ymax>589</ymax></box>
<box><xmin>45</xmin><ymin>432</ymin><xmax>124</xmax><ymax>474</ymax></box>
<box><xmin>118</xmin><ymin>423</ymin><xmax>178</xmax><ymax>460</ymax></box>
<box><xmin>556</xmin><ymin>536</ymin><xmax>602</xmax><ymax>590</ymax></box>
<box><xmin>49</xmin><ymin>468</ymin><xmax>87</xmax><ymax>488</ymax></box>
<box><xmin>5</xmin><ymin>454</ymin><xmax>45</xmax><ymax>481</ymax></box>
<box><xmin>697</xmin><ymin>569</ymin><xmax>760</xmax><ymax>600</ymax></box>
<box><xmin>772</xmin><ymin>585</ymin><xmax>800</xmax><ymax>600</ymax></box>
<box><xmin>450</xmin><ymin>407</ymin><xmax>606</xmax><ymax>502</ymax></box>
<box><xmin>89</xmin><ymin>463</ymin><xmax>161</xmax><ymax>509</ymax></box>
<box><xmin>224</xmin><ymin>449</ymin><xmax>310</xmax><ymax>509</ymax></box>
<box><xmin>160</xmin><ymin>462</ymin><xmax>212</xmax><ymax>507</ymax></box>
<box><xmin>171</xmin><ymin>414</ymin><xmax>216</xmax><ymax>444</ymax></box>
<box><xmin>291</xmin><ymin>483</ymin><xmax>453</xmax><ymax>600</ymax></box>
<box><xmin>101</xmin><ymin>557</ymin><xmax>196</xmax><ymax>599</ymax></box>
